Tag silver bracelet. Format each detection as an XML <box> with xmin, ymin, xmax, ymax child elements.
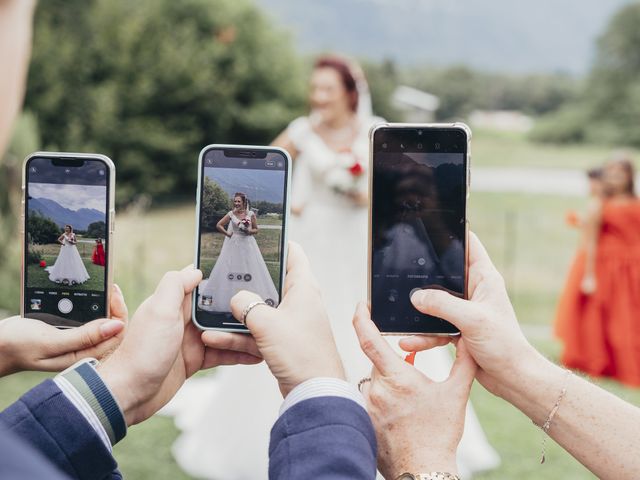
<box><xmin>535</xmin><ymin>369</ymin><xmax>572</xmax><ymax>463</ymax></box>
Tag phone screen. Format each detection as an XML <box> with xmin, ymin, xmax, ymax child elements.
<box><xmin>194</xmin><ymin>147</ymin><xmax>289</xmax><ymax>330</ymax></box>
<box><xmin>24</xmin><ymin>156</ymin><xmax>111</xmax><ymax>327</ymax></box>
<box><xmin>370</xmin><ymin>127</ymin><xmax>468</xmax><ymax>334</ymax></box>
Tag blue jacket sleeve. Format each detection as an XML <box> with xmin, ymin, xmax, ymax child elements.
<box><xmin>0</xmin><ymin>379</ymin><xmax>121</xmax><ymax>480</ymax></box>
<box><xmin>269</xmin><ymin>396</ymin><xmax>377</xmax><ymax>479</ymax></box>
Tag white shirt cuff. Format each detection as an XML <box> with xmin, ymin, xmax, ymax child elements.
<box><xmin>279</xmin><ymin>377</ymin><xmax>366</xmax><ymax>416</ymax></box>
<box><xmin>53</xmin><ymin>376</ymin><xmax>112</xmax><ymax>452</ymax></box>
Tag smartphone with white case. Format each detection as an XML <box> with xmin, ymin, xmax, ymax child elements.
<box><xmin>21</xmin><ymin>152</ymin><xmax>115</xmax><ymax>327</ymax></box>
<box><xmin>192</xmin><ymin>144</ymin><xmax>291</xmax><ymax>332</ymax></box>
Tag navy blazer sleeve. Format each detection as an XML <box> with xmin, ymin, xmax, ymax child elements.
<box><xmin>0</xmin><ymin>379</ymin><xmax>121</xmax><ymax>480</ymax></box>
<box><xmin>269</xmin><ymin>396</ymin><xmax>377</xmax><ymax>479</ymax></box>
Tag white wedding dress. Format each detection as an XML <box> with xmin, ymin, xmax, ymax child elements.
<box><xmin>165</xmin><ymin>117</ymin><xmax>499</xmax><ymax>479</ymax></box>
<box><xmin>46</xmin><ymin>233</ymin><xmax>90</xmax><ymax>285</ymax></box>
<box><xmin>199</xmin><ymin>211</ymin><xmax>278</xmax><ymax>311</ymax></box>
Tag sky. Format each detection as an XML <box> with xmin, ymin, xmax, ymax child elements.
<box><xmin>29</xmin><ymin>183</ymin><xmax>106</xmax><ymax>213</ymax></box>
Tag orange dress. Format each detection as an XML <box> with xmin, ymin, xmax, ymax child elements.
<box><xmin>555</xmin><ymin>200</ymin><xmax>640</xmax><ymax>386</ymax></box>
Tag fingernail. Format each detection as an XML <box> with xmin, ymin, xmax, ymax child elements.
<box><xmin>113</xmin><ymin>284</ymin><xmax>122</xmax><ymax>295</ymax></box>
<box><xmin>411</xmin><ymin>290</ymin><xmax>426</xmax><ymax>304</ymax></box>
<box><xmin>100</xmin><ymin>320</ymin><xmax>124</xmax><ymax>337</ymax></box>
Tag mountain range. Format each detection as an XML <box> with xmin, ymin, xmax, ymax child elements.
<box><xmin>29</xmin><ymin>197</ymin><xmax>104</xmax><ymax>231</ymax></box>
<box><xmin>207</xmin><ymin>168</ymin><xmax>285</xmax><ymax>204</ymax></box>
<box><xmin>255</xmin><ymin>0</ymin><xmax>633</xmax><ymax>74</ymax></box>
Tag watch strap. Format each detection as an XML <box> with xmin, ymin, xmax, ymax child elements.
<box><xmin>397</xmin><ymin>473</ymin><xmax>461</xmax><ymax>480</ymax></box>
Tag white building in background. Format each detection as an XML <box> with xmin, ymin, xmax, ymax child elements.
<box><xmin>468</xmin><ymin>110</ymin><xmax>534</xmax><ymax>132</ymax></box>
<box><xmin>391</xmin><ymin>85</ymin><xmax>440</xmax><ymax>122</ymax></box>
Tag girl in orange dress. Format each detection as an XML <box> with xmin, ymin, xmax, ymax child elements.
<box><xmin>555</xmin><ymin>157</ymin><xmax>640</xmax><ymax>386</ymax></box>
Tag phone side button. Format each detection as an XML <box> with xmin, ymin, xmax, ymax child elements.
<box><xmin>110</xmin><ymin>210</ymin><xmax>115</xmax><ymax>233</ymax></box>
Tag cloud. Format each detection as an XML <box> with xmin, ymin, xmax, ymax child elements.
<box><xmin>29</xmin><ymin>183</ymin><xmax>107</xmax><ymax>213</ymax></box>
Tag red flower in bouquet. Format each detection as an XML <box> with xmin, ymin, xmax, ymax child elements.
<box><xmin>39</xmin><ymin>260</ymin><xmax>46</xmax><ymax>268</ymax></box>
<box><xmin>239</xmin><ymin>217</ymin><xmax>251</xmax><ymax>233</ymax></box>
<box><xmin>348</xmin><ymin>162</ymin><xmax>364</xmax><ymax>176</ymax></box>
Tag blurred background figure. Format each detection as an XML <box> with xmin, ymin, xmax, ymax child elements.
<box><xmin>565</xmin><ymin>167</ymin><xmax>604</xmax><ymax>228</ymax></box>
<box><xmin>272</xmin><ymin>54</ymin><xmax>379</xmax><ymax>372</ymax></box>
<box><xmin>556</xmin><ymin>153</ymin><xmax>640</xmax><ymax>386</ymax></box>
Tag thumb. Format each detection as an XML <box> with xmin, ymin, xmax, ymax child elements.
<box><xmin>447</xmin><ymin>337</ymin><xmax>477</xmax><ymax>392</ymax></box>
<box><xmin>49</xmin><ymin>318</ymin><xmax>125</xmax><ymax>355</ymax></box>
<box><xmin>230</xmin><ymin>290</ymin><xmax>278</xmax><ymax>335</ymax></box>
<box><xmin>109</xmin><ymin>283</ymin><xmax>128</xmax><ymax>324</ymax></box>
<box><xmin>411</xmin><ymin>289</ymin><xmax>480</xmax><ymax>334</ymax></box>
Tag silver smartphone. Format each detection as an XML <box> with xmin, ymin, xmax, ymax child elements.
<box><xmin>192</xmin><ymin>144</ymin><xmax>291</xmax><ymax>332</ymax></box>
<box><xmin>368</xmin><ymin>123</ymin><xmax>471</xmax><ymax>335</ymax></box>
<box><xmin>21</xmin><ymin>152</ymin><xmax>116</xmax><ymax>328</ymax></box>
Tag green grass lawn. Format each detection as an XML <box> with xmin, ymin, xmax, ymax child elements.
<box><xmin>1</xmin><ymin>131</ymin><xmax>639</xmax><ymax>479</ymax></box>
<box><xmin>26</xmin><ymin>254</ymin><xmax>105</xmax><ymax>291</ymax></box>
<box><xmin>472</xmin><ymin>128</ymin><xmax>640</xmax><ymax>169</ymax></box>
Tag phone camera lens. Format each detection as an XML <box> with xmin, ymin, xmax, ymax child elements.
<box><xmin>417</xmin><ymin>143</ymin><xmax>423</xmax><ymax>149</ymax></box>
<box><xmin>382</xmin><ymin>143</ymin><xmax>388</xmax><ymax>149</ymax></box>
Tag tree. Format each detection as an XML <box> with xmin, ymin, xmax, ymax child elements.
<box><xmin>531</xmin><ymin>3</ymin><xmax>640</xmax><ymax>146</ymax></box>
<box><xmin>27</xmin><ymin>212</ymin><xmax>60</xmax><ymax>244</ymax></box>
<box><xmin>86</xmin><ymin>221</ymin><xmax>107</xmax><ymax>239</ymax></box>
<box><xmin>25</xmin><ymin>0</ymin><xmax>306</xmax><ymax>204</ymax></box>
<box><xmin>581</xmin><ymin>2</ymin><xmax>640</xmax><ymax>145</ymax></box>
<box><xmin>201</xmin><ymin>177</ymin><xmax>230</xmax><ymax>230</ymax></box>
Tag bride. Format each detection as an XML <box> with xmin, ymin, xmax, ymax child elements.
<box><xmin>167</xmin><ymin>56</ymin><xmax>499</xmax><ymax>479</ymax></box>
<box><xmin>46</xmin><ymin>224</ymin><xmax>90</xmax><ymax>285</ymax></box>
<box><xmin>198</xmin><ymin>192</ymin><xmax>278</xmax><ymax>311</ymax></box>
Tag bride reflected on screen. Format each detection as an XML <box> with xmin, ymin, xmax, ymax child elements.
<box><xmin>198</xmin><ymin>192</ymin><xmax>278</xmax><ymax>312</ymax></box>
<box><xmin>46</xmin><ymin>225</ymin><xmax>90</xmax><ymax>285</ymax></box>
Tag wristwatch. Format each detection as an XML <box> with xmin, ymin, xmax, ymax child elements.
<box><xmin>396</xmin><ymin>473</ymin><xmax>460</xmax><ymax>480</ymax></box>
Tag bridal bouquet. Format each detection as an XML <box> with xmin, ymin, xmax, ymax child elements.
<box><xmin>325</xmin><ymin>150</ymin><xmax>367</xmax><ymax>198</ymax></box>
<box><xmin>239</xmin><ymin>217</ymin><xmax>251</xmax><ymax>234</ymax></box>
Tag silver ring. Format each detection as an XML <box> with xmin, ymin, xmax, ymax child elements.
<box><xmin>357</xmin><ymin>377</ymin><xmax>371</xmax><ymax>392</ymax></box>
<box><xmin>241</xmin><ymin>300</ymin><xmax>268</xmax><ymax>326</ymax></box>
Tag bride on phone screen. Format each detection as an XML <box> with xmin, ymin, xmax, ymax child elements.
<box><xmin>46</xmin><ymin>225</ymin><xmax>90</xmax><ymax>285</ymax></box>
<box><xmin>198</xmin><ymin>192</ymin><xmax>278</xmax><ymax>311</ymax></box>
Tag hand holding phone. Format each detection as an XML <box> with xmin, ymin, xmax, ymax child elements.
<box><xmin>202</xmin><ymin>242</ymin><xmax>345</xmax><ymax>397</ymax></box>
<box><xmin>0</xmin><ymin>284</ymin><xmax>126</xmax><ymax>377</ymax></box>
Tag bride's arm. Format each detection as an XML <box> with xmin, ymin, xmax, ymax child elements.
<box><xmin>57</xmin><ymin>233</ymin><xmax>65</xmax><ymax>245</ymax></box>
<box><xmin>248</xmin><ymin>214</ymin><xmax>258</xmax><ymax>235</ymax></box>
<box><xmin>216</xmin><ymin>214</ymin><xmax>232</xmax><ymax>237</ymax></box>
<box><xmin>271</xmin><ymin>130</ymin><xmax>298</xmax><ymax>160</ymax></box>
<box><xmin>0</xmin><ymin>0</ymin><xmax>36</xmax><ymax>156</ymax></box>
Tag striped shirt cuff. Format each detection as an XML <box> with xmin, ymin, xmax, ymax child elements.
<box><xmin>279</xmin><ymin>377</ymin><xmax>366</xmax><ymax>416</ymax></box>
<box><xmin>55</xmin><ymin>359</ymin><xmax>127</xmax><ymax>446</ymax></box>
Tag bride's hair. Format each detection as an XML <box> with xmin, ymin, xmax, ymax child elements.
<box><xmin>233</xmin><ymin>192</ymin><xmax>250</xmax><ymax>211</ymax></box>
<box><xmin>65</xmin><ymin>224</ymin><xmax>73</xmax><ymax>232</ymax></box>
<box><xmin>314</xmin><ymin>55</ymin><xmax>360</xmax><ymax>112</ymax></box>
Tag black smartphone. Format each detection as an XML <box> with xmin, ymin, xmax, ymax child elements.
<box><xmin>369</xmin><ymin>124</ymin><xmax>470</xmax><ymax>335</ymax></box>
<box><xmin>21</xmin><ymin>152</ymin><xmax>115</xmax><ymax>327</ymax></box>
<box><xmin>192</xmin><ymin>144</ymin><xmax>291</xmax><ymax>332</ymax></box>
